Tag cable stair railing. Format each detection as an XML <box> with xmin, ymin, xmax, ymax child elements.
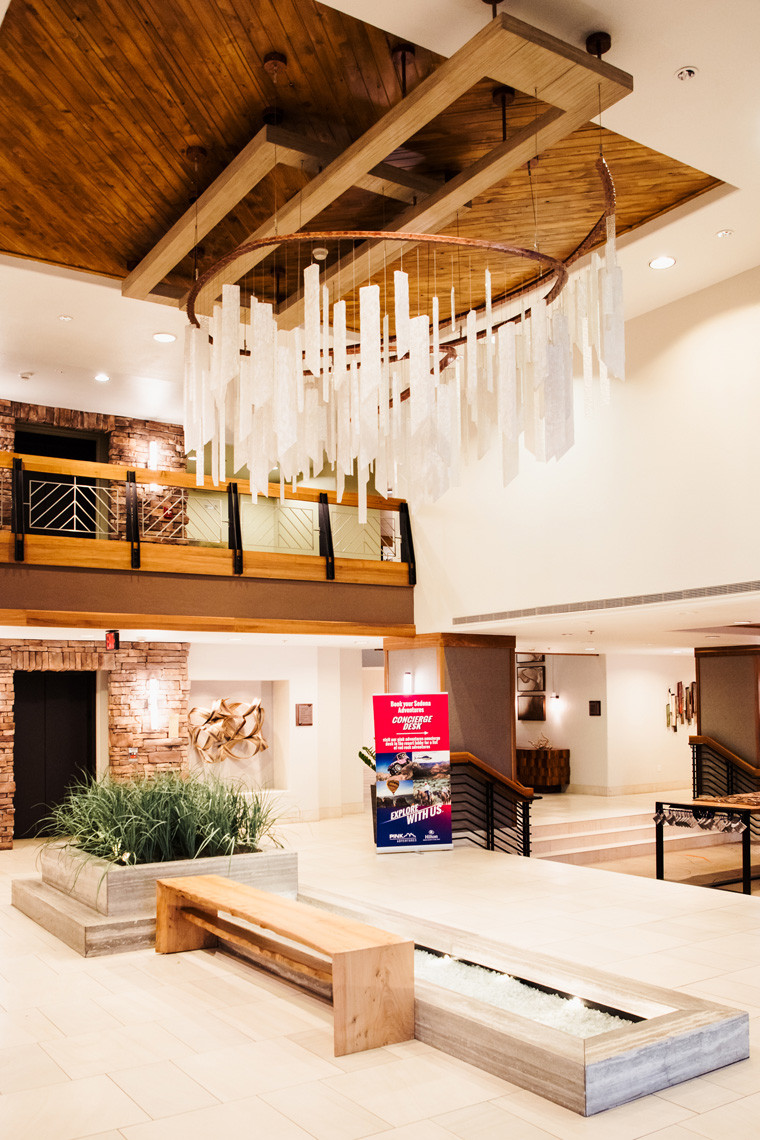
<box><xmin>450</xmin><ymin>751</ymin><xmax>533</xmax><ymax>857</ymax></box>
<box><xmin>691</xmin><ymin>734</ymin><xmax>760</xmax><ymax>840</ymax></box>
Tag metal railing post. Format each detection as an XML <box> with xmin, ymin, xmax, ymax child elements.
<box><xmin>227</xmin><ymin>482</ymin><xmax>243</xmax><ymax>575</ymax></box>
<box><xmin>521</xmin><ymin>800</ymin><xmax>531</xmax><ymax>856</ymax></box>
<box><xmin>485</xmin><ymin>781</ymin><xmax>494</xmax><ymax>850</ymax></box>
<box><xmin>10</xmin><ymin>456</ymin><xmax>25</xmax><ymax>561</ymax></box>
<box><xmin>125</xmin><ymin>471</ymin><xmax>140</xmax><ymax>569</ymax></box>
<box><xmin>691</xmin><ymin>741</ymin><xmax>700</xmax><ymax>798</ymax></box>
<box><xmin>317</xmin><ymin>493</ymin><xmax>335</xmax><ymax>581</ymax></box>
<box><xmin>398</xmin><ymin>501</ymin><xmax>416</xmax><ymax>585</ymax></box>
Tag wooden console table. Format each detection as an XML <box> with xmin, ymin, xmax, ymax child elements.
<box><xmin>516</xmin><ymin>748</ymin><xmax>570</xmax><ymax>792</ymax></box>
<box><xmin>155</xmin><ymin>874</ymin><xmax>414</xmax><ymax>1055</ymax></box>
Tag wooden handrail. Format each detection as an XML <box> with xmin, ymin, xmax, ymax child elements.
<box><xmin>451</xmin><ymin>751</ymin><xmax>533</xmax><ymax>800</ymax></box>
<box><xmin>690</xmin><ymin>735</ymin><xmax>760</xmax><ymax>779</ymax></box>
<box><xmin>0</xmin><ymin>450</ymin><xmax>407</xmax><ymax>511</ymax></box>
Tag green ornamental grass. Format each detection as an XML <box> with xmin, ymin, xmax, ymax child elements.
<box><xmin>42</xmin><ymin>771</ymin><xmax>281</xmax><ymax>865</ymax></box>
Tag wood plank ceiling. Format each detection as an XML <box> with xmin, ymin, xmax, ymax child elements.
<box><xmin>0</xmin><ymin>0</ymin><xmax>720</xmax><ymax>323</ymax></box>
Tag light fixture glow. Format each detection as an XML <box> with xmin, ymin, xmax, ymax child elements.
<box><xmin>148</xmin><ymin>441</ymin><xmax>159</xmax><ymax>469</ymax></box>
<box><xmin>153</xmin><ymin>332</ymin><xmax>177</xmax><ymax>343</ymax></box>
<box><xmin>716</xmin><ymin>229</ymin><xmax>734</xmax><ymax>239</ymax></box>
<box><xmin>94</xmin><ymin>372</ymin><xmax>110</xmax><ymax>383</ymax></box>
<box><xmin>402</xmin><ymin>671</ymin><xmax>413</xmax><ymax>694</ymax></box>
<box><xmin>147</xmin><ymin>677</ymin><xmax>160</xmax><ymax>730</ymax></box>
<box><xmin>649</xmin><ymin>255</ymin><xmax>676</xmax><ymax>270</ymax></box>
<box><xmin>58</xmin><ymin>314</ymin><xmax>73</xmax><ymax>322</ymax></box>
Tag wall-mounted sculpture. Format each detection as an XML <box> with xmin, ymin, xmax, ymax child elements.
<box><xmin>188</xmin><ymin>698</ymin><xmax>267</xmax><ymax>763</ymax></box>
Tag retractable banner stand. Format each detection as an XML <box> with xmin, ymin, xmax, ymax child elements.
<box><xmin>373</xmin><ymin>692</ymin><xmax>452</xmax><ymax>852</ymax></box>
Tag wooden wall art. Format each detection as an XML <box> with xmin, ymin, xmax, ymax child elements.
<box><xmin>188</xmin><ymin>698</ymin><xmax>267</xmax><ymax>762</ymax></box>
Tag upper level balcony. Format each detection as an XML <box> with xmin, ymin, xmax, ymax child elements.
<box><xmin>0</xmin><ymin>452</ymin><xmax>415</xmax><ymax>637</ymax></box>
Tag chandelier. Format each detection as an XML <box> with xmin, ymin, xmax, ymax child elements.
<box><xmin>183</xmin><ymin>157</ymin><xmax>623</xmax><ymax>520</ymax></box>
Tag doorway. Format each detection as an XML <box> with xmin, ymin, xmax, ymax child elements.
<box><xmin>13</xmin><ymin>670</ymin><xmax>96</xmax><ymax>838</ymax></box>
<box><xmin>14</xmin><ymin>425</ymin><xmax>106</xmax><ymax>538</ymax></box>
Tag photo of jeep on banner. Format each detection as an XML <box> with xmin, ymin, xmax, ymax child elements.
<box><xmin>372</xmin><ymin>693</ymin><xmax>452</xmax><ymax>853</ymax></box>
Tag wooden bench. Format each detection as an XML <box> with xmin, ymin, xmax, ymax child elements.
<box><xmin>155</xmin><ymin>874</ymin><xmax>415</xmax><ymax>1056</ymax></box>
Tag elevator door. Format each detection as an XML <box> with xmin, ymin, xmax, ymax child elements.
<box><xmin>13</xmin><ymin>671</ymin><xmax>96</xmax><ymax>838</ymax></box>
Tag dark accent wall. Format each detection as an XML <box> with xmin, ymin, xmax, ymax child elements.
<box><xmin>697</xmin><ymin>652</ymin><xmax>759</xmax><ymax>763</ymax></box>
<box><xmin>444</xmin><ymin>645</ymin><xmax>516</xmax><ymax>778</ymax></box>
<box><xmin>0</xmin><ymin>563</ymin><xmax>414</xmax><ymax>628</ymax></box>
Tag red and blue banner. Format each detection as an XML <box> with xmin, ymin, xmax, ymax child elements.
<box><xmin>372</xmin><ymin>693</ymin><xmax>452</xmax><ymax>853</ymax></box>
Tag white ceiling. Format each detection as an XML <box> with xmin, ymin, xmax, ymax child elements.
<box><xmin>1</xmin><ymin>0</ymin><xmax>757</xmax><ymax>655</ymax></box>
<box><xmin>458</xmin><ymin>592</ymin><xmax>760</xmax><ymax>656</ymax></box>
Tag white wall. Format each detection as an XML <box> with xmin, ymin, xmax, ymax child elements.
<box><xmin>605</xmin><ymin>654</ymin><xmax>695</xmax><ymax>795</ymax></box>
<box><xmin>187</xmin><ymin>644</ymin><xmax>364</xmax><ymax>821</ymax></box>
<box><xmin>516</xmin><ymin>655</ymin><xmax>609</xmax><ymax>792</ymax></box>
<box><xmin>410</xmin><ymin>265</ymin><xmax>760</xmax><ymax>631</ymax></box>
<box><xmin>514</xmin><ymin>652</ymin><xmax>695</xmax><ymax>795</ymax></box>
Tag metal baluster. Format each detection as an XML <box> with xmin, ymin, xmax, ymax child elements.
<box><xmin>11</xmin><ymin>456</ymin><xmax>25</xmax><ymax>561</ymax></box>
<box><xmin>227</xmin><ymin>482</ymin><xmax>243</xmax><ymax>575</ymax></box>
<box><xmin>398</xmin><ymin>501</ymin><xmax>416</xmax><ymax>585</ymax></box>
<box><xmin>125</xmin><ymin>472</ymin><xmax>140</xmax><ymax>569</ymax></box>
<box><xmin>317</xmin><ymin>493</ymin><xmax>335</xmax><ymax>581</ymax></box>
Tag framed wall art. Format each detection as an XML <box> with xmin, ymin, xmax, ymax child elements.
<box><xmin>517</xmin><ymin>665</ymin><xmax>545</xmax><ymax>693</ymax></box>
<box><xmin>518</xmin><ymin>694</ymin><xmax>546</xmax><ymax>721</ymax></box>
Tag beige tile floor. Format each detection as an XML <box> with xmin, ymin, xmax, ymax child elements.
<box><xmin>3</xmin><ymin>796</ymin><xmax>760</xmax><ymax>1138</ymax></box>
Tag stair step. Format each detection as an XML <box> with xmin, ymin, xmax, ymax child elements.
<box><xmin>532</xmin><ymin>821</ymin><xmax>664</xmax><ymax>852</ymax></box>
<box><xmin>538</xmin><ymin>831</ymin><xmax>739</xmax><ymax>866</ymax></box>
<box><xmin>531</xmin><ymin>812</ymin><xmax>657</xmax><ymax>840</ymax></box>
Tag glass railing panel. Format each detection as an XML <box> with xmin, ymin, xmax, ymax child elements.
<box><xmin>329</xmin><ymin>504</ymin><xmax>400</xmax><ymax>561</ymax></box>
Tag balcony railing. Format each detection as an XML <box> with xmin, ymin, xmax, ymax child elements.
<box><xmin>0</xmin><ymin>452</ymin><xmax>415</xmax><ymax>587</ymax></box>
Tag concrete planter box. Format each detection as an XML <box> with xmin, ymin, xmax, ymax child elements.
<box><xmin>39</xmin><ymin>843</ymin><xmax>298</xmax><ymax>916</ymax></box>
<box><xmin>12</xmin><ymin>843</ymin><xmax>298</xmax><ymax>956</ymax></box>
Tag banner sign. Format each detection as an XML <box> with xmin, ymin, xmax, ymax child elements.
<box><xmin>372</xmin><ymin>692</ymin><xmax>452</xmax><ymax>853</ymax></box>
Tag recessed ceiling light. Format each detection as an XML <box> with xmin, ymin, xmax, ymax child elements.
<box><xmin>58</xmin><ymin>314</ymin><xmax>73</xmax><ymax>322</ymax></box>
<box><xmin>153</xmin><ymin>332</ymin><xmax>177</xmax><ymax>343</ymax></box>
<box><xmin>585</xmin><ymin>647</ymin><xmax>598</xmax><ymax>653</ymax></box>
<box><xmin>733</xmin><ymin>621</ymin><xmax>754</xmax><ymax>626</ymax></box>
<box><xmin>704</xmin><ymin>634</ymin><xmax>720</xmax><ymax>641</ymax></box>
<box><xmin>649</xmin><ymin>255</ymin><xmax>676</xmax><ymax>270</ymax></box>
<box><xmin>94</xmin><ymin>372</ymin><xmax>110</xmax><ymax>383</ymax></box>
<box><xmin>716</xmin><ymin>229</ymin><xmax>734</xmax><ymax>239</ymax></box>
<box><xmin>675</xmin><ymin>66</ymin><xmax>698</xmax><ymax>81</ymax></box>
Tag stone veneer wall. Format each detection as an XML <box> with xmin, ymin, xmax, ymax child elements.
<box><xmin>0</xmin><ymin>399</ymin><xmax>186</xmax><ymax>531</ymax></box>
<box><xmin>0</xmin><ymin>639</ymin><xmax>189</xmax><ymax>849</ymax></box>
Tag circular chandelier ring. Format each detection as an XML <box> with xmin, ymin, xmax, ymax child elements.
<box><xmin>186</xmin><ymin>231</ymin><xmax>568</xmax><ymax>330</ymax></box>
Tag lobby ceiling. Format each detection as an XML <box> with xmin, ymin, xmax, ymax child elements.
<box><xmin>0</xmin><ymin>0</ymin><xmax>718</xmax><ymax>313</ymax></box>
<box><xmin>1</xmin><ymin>1</ymin><xmax>758</xmax><ymax>656</ymax></box>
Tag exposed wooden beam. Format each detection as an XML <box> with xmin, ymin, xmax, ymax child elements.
<box><xmin>268</xmin><ymin>125</ymin><xmax>443</xmax><ymax>205</ymax></box>
<box><xmin>189</xmin><ymin>16</ymin><xmax>538</xmax><ymax>316</ymax></box>
<box><xmin>122</xmin><ymin>123</ymin><xmax>444</xmax><ymax>303</ymax></box>
<box><xmin>189</xmin><ymin>13</ymin><xmax>632</xmax><ymax>317</ymax></box>
<box><xmin>276</xmin><ymin>105</ymin><xmax>573</xmax><ymax>329</ymax></box>
<box><xmin>122</xmin><ymin>124</ymin><xmax>277</xmax><ymax>301</ymax></box>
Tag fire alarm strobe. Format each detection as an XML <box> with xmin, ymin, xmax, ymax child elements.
<box><xmin>105</xmin><ymin>630</ymin><xmax>120</xmax><ymax>651</ymax></box>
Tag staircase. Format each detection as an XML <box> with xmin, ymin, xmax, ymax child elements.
<box><xmin>532</xmin><ymin>808</ymin><xmax>739</xmax><ymax>866</ymax></box>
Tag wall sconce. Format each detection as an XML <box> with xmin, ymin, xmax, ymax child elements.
<box><xmin>148</xmin><ymin>440</ymin><xmax>159</xmax><ymax>469</ymax></box>
<box><xmin>402</xmin><ymin>671</ymin><xmax>413</xmax><ymax>694</ymax></box>
<box><xmin>148</xmin><ymin>677</ymin><xmax>160</xmax><ymax>731</ymax></box>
